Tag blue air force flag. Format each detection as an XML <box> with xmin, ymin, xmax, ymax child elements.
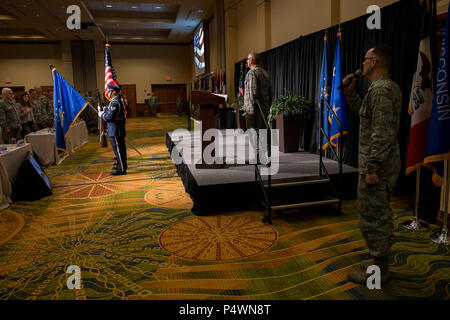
<box><xmin>329</xmin><ymin>32</ymin><xmax>349</xmax><ymax>147</ymax></box>
<box><xmin>424</xmin><ymin>5</ymin><xmax>450</xmax><ymax>186</ymax></box>
<box><xmin>318</xmin><ymin>34</ymin><xmax>330</xmax><ymax>150</ymax></box>
<box><xmin>52</xmin><ymin>68</ymin><xmax>88</xmax><ymax>158</ymax></box>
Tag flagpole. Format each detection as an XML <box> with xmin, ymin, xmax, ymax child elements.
<box><xmin>431</xmin><ymin>158</ymin><xmax>449</xmax><ymax>246</ymax></box>
<box><xmin>401</xmin><ymin>167</ymin><xmax>429</xmax><ymax>231</ymax></box>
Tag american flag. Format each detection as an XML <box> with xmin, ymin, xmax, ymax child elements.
<box><xmin>238</xmin><ymin>59</ymin><xmax>245</xmax><ymax>96</ymax></box>
<box><xmin>105</xmin><ymin>44</ymin><xmax>120</xmax><ymax>101</ymax></box>
<box><xmin>194</xmin><ymin>25</ymin><xmax>205</xmax><ymax>70</ymax></box>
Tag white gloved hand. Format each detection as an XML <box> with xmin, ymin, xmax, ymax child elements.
<box><xmin>98</xmin><ymin>111</ymin><xmax>105</xmax><ymax>118</ymax></box>
<box><xmin>97</xmin><ymin>106</ymin><xmax>101</xmax><ymax>112</ymax></box>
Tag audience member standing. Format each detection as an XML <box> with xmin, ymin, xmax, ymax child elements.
<box><xmin>0</xmin><ymin>93</ymin><xmax>6</xmax><ymax>144</ymax></box>
<box><xmin>20</xmin><ymin>92</ymin><xmax>37</xmax><ymax>135</ymax></box>
<box><xmin>34</xmin><ymin>86</ymin><xmax>54</xmax><ymax>128</ymax></box>
<box><xmin>29</xmin><ymin>89</ymin><xmax>46</xmax><ymax>129</ymax></box>
<box><xmin>149</xmin><ymin>92</ymin><xmax>158</xmax><ymax>117</ymax></box>
<box><xmin>0</xmin><ymin>88</ymin><xmax>22</xmax><ymax>143</ymax></box>
<box><xmin>81</xmin><ymin>91</ymin><xmax>99</xmax><ymax>134</ymax></box>
<box><xmin>176</xmin><ymin>96</ymin><xmax>183</xmax><ymax>116</ymax></box>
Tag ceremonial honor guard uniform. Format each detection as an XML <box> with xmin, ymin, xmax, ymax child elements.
<box><xmin>101</xmin><ymin>84</ymin><xmax>127</xmax><ymax>176</ymax></box>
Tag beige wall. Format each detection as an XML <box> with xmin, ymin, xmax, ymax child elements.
<box><xmin>340</xmin><ymin>0</ymin><xmax>399</xmax><ymax>22</ymax></box>
<box><xmin>0</xmin><ymin>43</ymin><xmax>73</xmax><ymax>90</ymax></box>
<box><xmin>234</xmin><ymin>0</ymin><xmax>400</xmax><ymax>57</ymax></box>
<box><xmin>237</xmin><ymin>0</ymin><xmax>259</xmax><ymax>58</ymax></box>
<box><xmin>223</xmin><ymin>0</ymin><xmax>408</xmax><ymax>102</ymax></box>
<box><xmin>95</xmin><ymin>43</ymin><xmax>192</xmax><ymax>103</ymax></box>
<box><xmin>0</xmin><ymin>42</ymin><xmax>192</xmax><ymax>104</ymax></box>
<box><xmin>271</xmin><ymin>0</ymin><xmax>332</xmax><ymax>49</ymax></box>
<box><xmin>208</xmin><ymin>17</ymin><xmax>220</xmax><ymax>73</ymax></box>
<box><xmin>438</xmin><ymin>0</ymin><xmax>450</xmax><ymax>15</ymax></box>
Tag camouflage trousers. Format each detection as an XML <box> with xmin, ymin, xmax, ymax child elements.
<box><xmin>358</xmin><ymin>173</ymin><xmax>398</xmax><ymax>258</ymax></box>
<box><xmin>2</xmin><ymin>128</ymin><xmax>21</xmax><ymax>144</ymax></box>
<box><xmin>151</xmin><ymin>105</ymin><xmax>158</xmax><ymax>116</ymax></box>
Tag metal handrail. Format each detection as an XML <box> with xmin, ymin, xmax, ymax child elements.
<box><xmin>319</xmin><ymin>96</ymin><xmax>343</xmax><ymax>214</ymax></box>
<box><xmin>322</xmin><ymin>99</ymin><xmax>343</xmax><ymax>131</ymax></box>
<box><xmin>254</xmin><ymin>99</ymin><xmax>272</xmax><ymax>224</ymax></box>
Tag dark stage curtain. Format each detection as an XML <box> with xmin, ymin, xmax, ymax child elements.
<box><xmin>235</xmin><ymin>0</ymin><xmax>426</xmax><ymax>194</ymax></box>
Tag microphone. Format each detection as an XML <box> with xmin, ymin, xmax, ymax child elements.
<box><xmin>338</xmin><ymin>69</ymin><xmax>362</xmax><ymax>90</ymax></box>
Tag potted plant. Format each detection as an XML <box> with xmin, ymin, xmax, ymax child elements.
<box><xmin>268</xmin><ymin>90</ymin><xmax>312</xmax><ymax>153</ymax></box>
<box><xmin>231</xmin><ymin>94</ymin><xmax>246</xmax><ymax>130</ymax></box>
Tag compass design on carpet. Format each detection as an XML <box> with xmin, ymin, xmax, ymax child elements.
<box><xmin>144</xmin><ymin>179</ymin><xmax>192</xmax><ymax>209</ymax></box>
<box><xmin>159</xmin><ymin>215</ymin><xmax>278</xmax><ymax>261</ymax></box>
<box><xmin>53</xmin><ymin>172</ymin><xmax>147</xmax><ymax>199</ymax></box>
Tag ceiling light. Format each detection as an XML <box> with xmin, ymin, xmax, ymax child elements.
<box><xmin>155</xmin><ymin>6</ymin><xmax>162</xmax><ymax>9</ymax></box>
<box><xmin>106</xmin><ymin>4</ymin><xmax>113</xmax><ymax>8</ymax></box>
<box><xmin>131</xmin><ymin>6</ymin><xmax>137</xmax><ymax>9</ymax></box>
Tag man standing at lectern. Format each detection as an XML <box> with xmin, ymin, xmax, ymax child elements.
<box><xmin>244</xmin><ymin>52</ymin><xmax>272</xmax><ymax>130</ymax></box>
<box><xmin>342</xmin><ymin>44</ymin><xmax>402</xmax><ymax>285</ymax></box>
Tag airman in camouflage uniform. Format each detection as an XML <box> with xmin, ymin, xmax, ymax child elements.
<box><xmin>244</xmin><ymin>52</ymin><xmax>273</xmax><ymax>130</ymax></box>
<box><xmin>0</xmin><ymin>96</ymin><xmax>6</xmax><ymax>144</ymax></box>
<box><xmin>29</xmin><ymin>89</ymin><xmax>46</xmax><ymax>129</ymax></box>
<box><xmin>343</xmin><ymin>44</ymin><xmax>402</xmax><ymax>285</ymax></box>
<box><xmin>149</xmin><ymin>93</ymin><xmax>158</xmax><ymax>117</ymax></box>
<box><xmin>0</xmin><ymin>88</ymin><xmax>23</xmax><ymax>143</ymax></box>
<box><xmin>81</xmin><ymin>91</ymin><xmax>99</xmax><ymax>134</ymax></box>
<box><xmin>35</xmin><ymin>86</ymin><xmax>54</xmax><ymax>128</ymax></box>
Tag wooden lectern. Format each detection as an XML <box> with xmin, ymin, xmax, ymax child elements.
<box><xmin>191</xmin><ymin>90</ymin><xmax>228</xmax><ymax>169</ymax></box>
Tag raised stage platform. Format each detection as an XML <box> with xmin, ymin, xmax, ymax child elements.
<box><xmin>166</xmin><ymin>130</ymin><xmax>359</xmax><ymax>214</ymax></box>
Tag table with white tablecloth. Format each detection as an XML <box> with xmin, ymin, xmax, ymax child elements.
<box><xmin>24</xmin><ymin>120</ymin><xmax>89</xmax><ymax>166</ymax></box>
<box><xmin>0</xmin><ymin>143</ymin><xmax>33</xmax><ymax>210</ymax></box>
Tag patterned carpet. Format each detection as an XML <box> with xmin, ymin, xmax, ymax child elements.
<box><xmin>0</xmin><ymin>116</ymin><xmax>448</xmax><ymax>300</ymax></box>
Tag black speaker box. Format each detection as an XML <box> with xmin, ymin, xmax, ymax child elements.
<box><xmin>11</xmin><ymin>152</ymin><xmax>53</xmax><ymax>201</ymax></box>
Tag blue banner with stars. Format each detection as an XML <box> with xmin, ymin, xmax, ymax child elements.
<box><xmin>52</xmin><ymin>68</ymin><xmax>88</xmax><ymax>158</ymax></box>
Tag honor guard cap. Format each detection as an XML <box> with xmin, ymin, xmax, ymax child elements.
<box><xmin>107</xmin><ymin>84</ymin><xmax>122</xmax><ymax>92</ymax></box>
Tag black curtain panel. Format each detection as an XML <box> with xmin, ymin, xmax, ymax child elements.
<box><xmin>235</xmin><ymin>0</ymin><xmax>425</xmax><ymax>194</ymax></box>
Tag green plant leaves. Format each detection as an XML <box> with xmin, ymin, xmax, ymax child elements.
<box><xmin>268</xmin><ymin>90</ymin><xmax>312</xmax><ymax>122</ymax></box>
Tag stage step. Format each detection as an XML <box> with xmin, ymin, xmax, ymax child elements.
<box><xmin>265</xmin><ymin>176</ymin><xmax>330</xmax><ymax>189</ymax></box>
<box><xmin>258</xmin><ymin>175</ymin><xmax>341</xmax><ymax>214</ymax></box>
<box><xmin>271</xmin><ymin>196</ymin><xmax>340</xmax><ymax>211</ymax></box>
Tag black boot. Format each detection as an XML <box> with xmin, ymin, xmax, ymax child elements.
<box><xmin>374</xmin><ymin>256</ymin><xmax>390</xmax><ymax>284</ymax></box>
<box><xmin>347</xmin><ymin>255</ymin><xmax>390</xmax><ymax>285</ymax></box>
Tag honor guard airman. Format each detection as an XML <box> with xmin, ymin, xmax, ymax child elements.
<box><xmin>99</xmin><ymin>84</ymin><xmax>127</xmax><ymax>176</ymax></box>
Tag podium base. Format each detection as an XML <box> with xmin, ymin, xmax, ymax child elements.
<box><xmin>400</xmin><ymin>220</ymin><xmax>429</xmax><ymax>232</ymax></box>
<box><xmin>431</xmin><ymin>230</ymin><xmax>449</xmax><ymax>246</ymax></box>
